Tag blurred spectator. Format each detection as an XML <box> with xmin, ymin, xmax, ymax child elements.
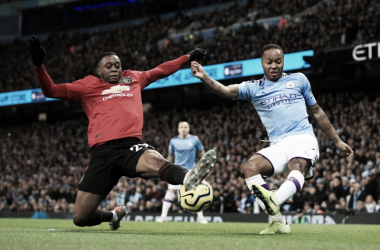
<box><xmin>293</xmin><ymin>208</ymin><xmax>309</xmax><ymax>224</ymax></box>
<box><xmin>355</xmin><ymin>200</ymin><xmax>368</xmax><ymax>213</ymax></box>
<box><xmin>347</xmin><ymin>183</ymin><xmax>367</xmax><ymax>210</ymax></box>
<box><xmin>278</xmin><ymin>16</ymin><xmax>288</xmax><ymax>29</ymax></box>
<box><xmin>237</xmin><ymin>192</ymin><xmax>253</xmax><ymax>213</ymax></box>
<box><xmin>312</xmin><ymin>202</ymin><xmax>324</xmax><ymax>214</ymax></box>
<box><xmin>364</xmin><ymin>195</ymin><xmax>377</xmax><ymax>213</ymax></box>
<box><xmin>210</xmin><ymin>189</ymin><xmax>224</xmax><ymax>213</ymax></box>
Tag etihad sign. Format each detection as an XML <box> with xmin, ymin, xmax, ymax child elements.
<box><xmin>102</xmin><ymin>85</ymin><xmax>130</xmax><ymax>95</ymax></box>
<box><xmin>352</xmin><ymin>42</ymin><xmax>380</xmax><ymax>61</ymax></box>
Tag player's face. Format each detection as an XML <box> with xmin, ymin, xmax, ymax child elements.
<box><xmin>97</xmin><ymin>55</ymin><xmax>123</xmax><ymax>84</ymax></box>
<box><xmin>178</xmin><ymin>122</ymin><xmax>190</xmax><ymax>138</ymax></box>
<box><xmin>261</xmin><ymin>49</ymin><xmax>284</xmax><ymax>81</ymax></box>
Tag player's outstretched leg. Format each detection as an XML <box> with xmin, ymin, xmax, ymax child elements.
<box><xmin>109</xmin><ymin>205</ymin><xmax>128</xmax><ymax>230</ymax></box>
<box><xmin>184</xmin><ymin>149</ymin><xmax>216</xmax><ymax>191</ymax></box>
<box><xmin>251</xmin><ymin>184</ymin><xmax>280</xmax><ymax>216</ymax></box>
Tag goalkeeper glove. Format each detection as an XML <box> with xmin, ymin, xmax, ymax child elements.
<box><xmin>187</xmin><ymin>48</ymin><xmax>206</xmax><ymax>61</ymax></box>
<box><xmin>28</xmin><ymin>35</ymin><xmax>46</xmax><ymax>67</ymax></box>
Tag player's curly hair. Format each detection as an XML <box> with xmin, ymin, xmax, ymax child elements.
<box><xmin>260</xmin><ymin>44</ymin><xmax>283</xmax><ymax>57</ymax></box>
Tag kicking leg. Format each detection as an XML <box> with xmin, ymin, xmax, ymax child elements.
<box><xmin>136</xmin><ymin>149</ymin><xmax>216</xmax><ymax>190</ymax></box>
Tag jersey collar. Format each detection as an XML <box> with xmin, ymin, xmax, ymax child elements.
<box><xmin>260</xmin><ymin>72</ymin><xmax>288</xmax><ymax>86</ymax></box>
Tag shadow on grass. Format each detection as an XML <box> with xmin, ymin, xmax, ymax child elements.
<box><xmin>60</xmin><ymin>228</ymin><xmax>292</xmax><ymax>237</ymax></box>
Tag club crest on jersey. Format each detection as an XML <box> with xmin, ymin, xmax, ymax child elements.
<box><xmin>188</xmin><ymin>142</ymin><xmax>193</xmax><ymax>147</ymax></box>
<box><xmin>102</xmin><ymin>85</ymin><xmax>130</xmax><ymax>95</ymax></box>
<box><xmin>285</xmin><ymin>81</ymin><xmax>296</xmax><ymax>88</ymax></box>
<box><xmin>119</xmin><ymin>76</ymin><xmax>132</xmax><ymax>84</ymax></box>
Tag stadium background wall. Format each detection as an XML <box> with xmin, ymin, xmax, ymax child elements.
<box><xmin>1</xmin><ymin>212</ymin><xmax>380</xmax><ymax>225</ymax></box>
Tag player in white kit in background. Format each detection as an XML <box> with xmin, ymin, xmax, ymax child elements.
<box><xmin>156</xmin><ymin>121</ymin><xmax>207</xmax><ymax>224</ymax></box>
<box><xmin>191</xmin><ymin>44</ymin><xmax>353</xmax><ymax>234</ymax></box>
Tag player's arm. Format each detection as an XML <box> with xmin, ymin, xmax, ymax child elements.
<box><xmin>29</xmin><ymin>35</ymin><xmax>68</xmax><ymax>99</ymax></box>
<box><xmin>145</xmin><ymin>48</ymin><xmax>207</xmax><ymax>84</ymax></box>
<box><xmin>307</xmin><ymin>103</ymin><xmax>353</xmax><ymax>157</ymax></box>
<box><xmin>199</xmin><ymin>150</ymin><xmax>205</xmax><ymax>157</ymax></box>
<box><xmin>191</xmin><ymin>61</ymin><xmax>239</xmax><ymax>99</ymax></box>
<box><xmin>167</xmin><ymin>153</ymin><xmax>175</xmax><ymax>163</ymax></box>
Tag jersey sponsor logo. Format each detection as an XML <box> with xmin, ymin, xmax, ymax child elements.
<box><xmin>119</xmin><ymin>76</ymin><xmax>133</xmax><ymax>84</ymax></box>
<box><xmin>260</xmin><ymin>94</ymin><xmax>297</xmax><ymax>106</ymax></box>
<box><xmin>102</xmin><ymin>85</ymin><xmax>130</xmax><ymax>95</ymax></box>
<box><xmin>102</xmin><ymin>85</ymin><xmax>133</xmax><ymax>101</ymax></box>
<box><xmin>260</xmin><ymin>94</ymin><xmax>298</xmax><ymax>109</ymax></box>
<box><xmin>103</xmin><ymin>93</ymin><xmax>133</xmax><ymax>101</ymax></box>
<box><xmin>285</xmin><ymin>81</ymin><xmax>296</xmax><ymax>88</ymax></box>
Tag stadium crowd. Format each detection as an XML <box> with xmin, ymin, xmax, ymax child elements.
<box><xmin>0</xmin><ymin>0</ymin><xmax>379</xmax><ymax>92</ymax></box>
<box><xmin>1</xmin><ymin>91</ymin><xmax>380</xmax><ymax>215</ymax></box>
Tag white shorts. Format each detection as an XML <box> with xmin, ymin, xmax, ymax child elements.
<box><xmin>257</xmin><ymin>134</ymin><xmax>319</xmax><ymax>178</ymax></box>
<box><xmin>167</xmin><ymin>184</ymin><xmax>181</xmax><ymax>190</ymax></box>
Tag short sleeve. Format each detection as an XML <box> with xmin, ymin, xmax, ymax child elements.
<box><xmin>298</xmin><ymin>73</ymin><xmax>317</xmax><ymax>107</ymax></box>
<box><xmin>196</xmin><ymin>137</ymin><xmax>204</xmax><ymax>151</ymax></box>
<box><xmin>236</xmin><ymin>81</ymin><xmax>258</xmax><ymax>101</ymax></box>
<box><xmin>169</xmin><ymin>140</ymin><xmax>174</xmax><ymax>154</ymax></box>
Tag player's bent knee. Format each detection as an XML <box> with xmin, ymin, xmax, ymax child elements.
<box><xmin>73</xmin><ymin>214</ymin><xmax>89</xmax><ymax>227</ymax></box>
<box><xmin>242</xmin><ymin>155</ymin><xmax>273</xmax><ymax>177</ymax></box>
<box><xmin>288</xmin><ymin>158</ymin><xmax>311</xmax><ymax>173</ymax></box>
<box><xmin>242</xmin><ymin>162</ymin><xmax>253</xmax><ymax>176</ymax></box>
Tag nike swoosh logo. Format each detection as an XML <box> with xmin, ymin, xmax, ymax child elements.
<box><xmin>269</xmin><ymin>196</ymin><xmax>278</xmax><ymax>207</ymax></box>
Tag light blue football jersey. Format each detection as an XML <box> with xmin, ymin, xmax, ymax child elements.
<box><xmin>169</xmin><ymin>135</ymin><xmax>204</xmax><ymax>170</ymax></box>
<box><xmin>236</xmin><ymin>73</ymin><xmax>317</xmax><ymax>143</ymax></box>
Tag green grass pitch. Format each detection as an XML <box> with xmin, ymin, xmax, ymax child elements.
<box><xmin>1</xmin><ymin>219</ymin><xmax>379</xmax><ymax>250</ymax></box>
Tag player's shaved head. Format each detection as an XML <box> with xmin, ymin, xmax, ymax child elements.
<box><xmin>178</xmin><ymin>121</ymin><xmax>190</xmax><ymax>128</ymax></box>
<box><xmin>260</xmin><ymin>44</ymin><xmax>283</xmax><ymax>58</ymax></box>
<box><xmin>178</xmin><ymin>121</ymin><xmax>190</xmax><ymax>139</ymax></box>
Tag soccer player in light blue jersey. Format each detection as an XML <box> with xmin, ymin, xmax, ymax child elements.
<box><xmin>157</xmin><ymin>121</ymin><xmax>208</xmax><ymax>224</ymax></box>
<box><xmin>191</xmin><ymin>44</ymin><xmax>353</xmax><ymax>234</ymax></box>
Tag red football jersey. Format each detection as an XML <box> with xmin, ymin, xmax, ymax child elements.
<box><xmin>34</xmin><ymin>55</ymin><xmax>189</xmax><ymax>148</ymax></box>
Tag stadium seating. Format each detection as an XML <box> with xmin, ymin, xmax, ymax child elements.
<box><xmin>0</xmin><ymin>0</ymin><xmax>379</xmax><ymax>92</ymax></box>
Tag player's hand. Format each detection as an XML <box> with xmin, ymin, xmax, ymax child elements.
<box><xmin>191</xmin><ymin>61</ymin><xmax>206</xmax><ymax>79</ymax></box>
<box><xmin>335</xmin><ymin>140</ymin><xmax>354</xmax><ymax>158</ymax></box>
<box><xmin>187</xmin><ymin>48</ymin><xmax>206</xmax><ymax>61</ymax></box>
<box><xmin>28</xmin><ymin>35</ymin><xmax>46</xmax><ymax>67</ymax></box>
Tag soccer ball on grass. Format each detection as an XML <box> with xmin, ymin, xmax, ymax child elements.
<box><xmin>178</xmin><ymin>180</ymin><xmax>213</xmax><ymax>212</ymax></box>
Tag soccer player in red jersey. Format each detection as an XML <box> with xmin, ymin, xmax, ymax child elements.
<box><xmin>28</xmin><ymin>35</ymin><xmax>216</xmax><ymax>230</ymax></box>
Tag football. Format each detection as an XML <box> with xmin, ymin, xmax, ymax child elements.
<box><xmin>178</xmin><ymin>180</ymin><xmax>213</xmax><ymax>212</ymax></box>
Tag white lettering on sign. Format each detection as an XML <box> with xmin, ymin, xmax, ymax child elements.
<box><xmin>352</xmin><ymin>42</ymin><xmax>380</xmax><ymax>61</ymax></box>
